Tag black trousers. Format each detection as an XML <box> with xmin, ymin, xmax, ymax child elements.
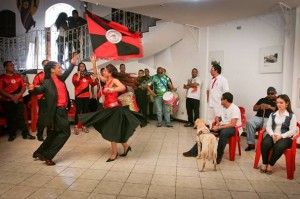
<box><xmin>75</xmin><ymin>97</ymin><xmax>90</xmax><ymax>124</ymax></box>
<box><xmin>261</xmin><ymin>134</ymin><xmax>292</xmax><ymax>166</ymax></box>
<box><xmin>37</xmin><ymin>98</ymin><xmax>52</xmax><ymax>138</ymax></box>
<box><xmin>135</xmin><ymin>89</ymin><xmax>148</xmax><ymax>118</ymax></box>
<box><xmin>1</xmin><ymin>101</ymin><xmax>29</xmax><ymax>137</ymax></box>
<box><xmin>148</xmin><ymin>95</ymin><xmax>154</xmax><ymax>116</ymax></box>
<box><xmin>35</xmin><ymin>108</ymin><xmax>70</xmax><ymax>160</ymax></box>
<box><xmin>185</xmin><ymin>98</ymin><xmax>200</xmax><ymax>124</ymax></box>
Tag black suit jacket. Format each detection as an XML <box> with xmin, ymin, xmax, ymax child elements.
<box><xmin>32</xmin><ymin>64</ymin><xmax>75</xmax><ymax>126</ymax></box>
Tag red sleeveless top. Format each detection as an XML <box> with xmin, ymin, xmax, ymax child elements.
<box><xmin>103</xmin><ymin>80</ymin><xmax>120</xmax><ymax>108</ymax></box>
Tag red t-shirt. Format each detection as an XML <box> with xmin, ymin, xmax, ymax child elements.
<box><xmin>0</xmin><ymin>73</ymin><xmax>24</xmax><ymax>102</ymax></box>
<box><xmin>52</xmin><ymin>76</ymin><xmax>68</xmax><ymax>107</ymax></box>
<box><xmin>72</xmin><ymin>74</ymin><xmax>97</xmax><ymax>98</ymax></box>
<box><xmin>32</xmin><ymin>71</ymin><xmax>45</xmax><ymax>99</ymax></box>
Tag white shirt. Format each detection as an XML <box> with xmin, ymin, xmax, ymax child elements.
<box><xmin>186</xmin><ymin>76</ymin><xmax>201</xmax><ymax>100</ymax></box>
<box><xmin>207</xmin><ymin>74</ymin><xmax>229</xmax><ymax>108</ymax></box>
<box><xmin>266</xmin><ymin>110</ymin><xmax>298</xmax><ymax>138</ymax></box>
<box><xmin>220</xmin><ymin>103</ymin><xmax>242</xmax><ymax>135</ymax></box>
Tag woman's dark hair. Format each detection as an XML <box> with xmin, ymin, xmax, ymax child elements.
<box><xmin>105</xmin><ymin>64</ymin><xmax>138</xmax><ymax>88</ymax></box>
<box><xmin>276</xmin><ymin>94</ymin><xmax>293</xmax><ymax>113</ymax></box>
<box><xmin>106</xmin><ymin>64</ymin><xmax>118</xmax><ymax>78</ymax></box>
<box><xmin>55</xmin><ymin>12</ymin><xmax>68</xmax><ymax>30</ymax></box>
<box><xmin>77</xmin><ymin>62</ymin><xmax>87</xmax><ymax>71</ymax></box>
<box><xmin>44</xmin><ymin>61</ymin><xmax>58</xmax><ymax>79</ymax></box>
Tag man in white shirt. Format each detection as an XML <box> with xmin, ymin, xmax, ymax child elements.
<box><xmin>183</xmin><ymin>68</ymin><xmax>202</xmax><ymax>127</ymax></box>
<box><xmin>183</xmin><ymin>92</ymin><xmax>242</xmax><ymax>164</ymax></box>
<box><xmin>207</xmin><ymin>63</ymin><xmax>229</xmax><ymax>126</ymax></box>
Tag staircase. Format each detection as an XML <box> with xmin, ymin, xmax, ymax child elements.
<box><xmin>0</xmin><ymin>9</ymin><xmax>183</xmax><ymax>73</ymax></box>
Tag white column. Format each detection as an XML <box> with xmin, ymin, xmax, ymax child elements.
<box><xmin>292</xmin><ymin>7</ymin><xmax>300</xmax><ymax>118</ymax></box>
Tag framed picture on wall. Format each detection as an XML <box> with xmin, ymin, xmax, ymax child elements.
<box><xmin>259</xmin><ymin>46</ymin><xmax>283</xmax><ymax>73</ymax></box>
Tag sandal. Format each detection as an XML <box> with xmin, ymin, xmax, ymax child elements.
<box><xmin>266</xmin><ymin>170</ymin><xmax>273</xmax><ymax>175</ymax></box>
<box><xmin>82</xmin><ymin>126</ymin><xmax>89</xmax><ymax>133</ymax></box>
<box><xmin>259</xmin><ymin>166</ymin><xmax>267</xmax><ymax>173</ymax></box>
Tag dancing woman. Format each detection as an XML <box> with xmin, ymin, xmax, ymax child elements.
<box><xmin>79</xmin><ymin>55</ymin><xmax>146</xmax><ymax>162</ymax></box>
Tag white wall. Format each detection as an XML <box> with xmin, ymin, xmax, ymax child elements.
<box><xmin>152</xmin><ymin>27</ymin><xmax>201</xmax><ymax>120</ymax></box>
<box><xmin>131</xmin><ymin>12</ymin><xmax>289</xmax><ymax>122</ymax></box>
<box><xmin>207</xmin><ymin>13</ymin><xmax>285</xmax><ymax>119</ymax></box>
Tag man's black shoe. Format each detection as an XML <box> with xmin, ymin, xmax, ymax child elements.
<box><xmin>8</xmin><ymin>136</ymin><xmax>15</xmax><ymax>142</ymax></box>
<box><xmin>184</xmin><ymin>123</ymin><xmax>193</xmax><ymax>127</ymax></box>
<box><xmin>183</xmin><ymin>151</ymin><xmax>197</xmax><ymax>157</ymax></box>
<box><xmin>217</xmin><ymin>158</ymin><xmax>222</xmax><ymax>164</ymax></box>
<box><xmin>245</xmin><ymin>145</ymin><xmax>255</xmax><ymax>151</ymax></box>
<box><xmin>23</xmin><ymin>134</ymin><xmax>36</xmax><ymax>140</ymax></box>
<box><xmin>166</xmin><ymin>125</ymin><xmax>173</xmax><ymax>128</ymax></box>
<box><xmin>37</xmin><ymin>137</ymin><xmax>44</xmax><ymax>142</ymax></box>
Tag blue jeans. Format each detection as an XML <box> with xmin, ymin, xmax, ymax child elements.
<box><xmin>217</xmin><ymin>127</ymin><xmax>235</xmax><ymax>160</ymax></box>
<box><xmin>246</xmin><ymin>116</ymin><xmax>268</xmax><ymax>144</ymax></box>
<box><xmin>155</xmin><ymin>95</ymin><xmax>171</xmax><ymax>125</ymax></box>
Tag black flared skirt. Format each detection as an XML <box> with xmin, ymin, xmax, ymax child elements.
<box><xmin>79</xmin><ymin>106</ymin><xmax>146</xmax><ymax>143</ymax></box>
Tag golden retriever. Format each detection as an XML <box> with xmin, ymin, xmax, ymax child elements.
<box><xmin>194</xmin><ymin>119</ymin><xmax>218</xmax><ymax>172</ymax></box>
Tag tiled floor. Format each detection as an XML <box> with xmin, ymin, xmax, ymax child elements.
<box><xmin>1</xmin><ymin>121</ymin><xmax>300</xmax><ymax>199</ymax></box>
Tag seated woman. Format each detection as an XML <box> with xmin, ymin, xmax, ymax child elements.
<box><xmin>260</xmin><ymin>94</ymin><xmax>298</xmax><ymax>174</ymax></box>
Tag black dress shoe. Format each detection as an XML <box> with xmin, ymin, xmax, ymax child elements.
<box><xmin>8</xmin><ymin>136</ymin><xmax>15</xmax><ymax>142</ymax></box>
<box><xmin>120</xmin><ymin>146</ymin><xmax>132</xmax><ymax>157</ymax></box>
<box><xmin>183</xmin><ymin>151</ymin><xmax>197</xmax><ymax>157</ymax></box>
<box><xmin>216</xmin><ymin>158</ymin><xmax>222</xmax><ymax>164</ymax></box>
<box><xmin>45</xmin><ymin>159</ymin><xmax>56</xmax><ymax>166</ymax></box>
<box><xmin>184</xmin><ymin>123</ymin><xmax>193</xmax><ymax>127</ymax></box>
<box><xmin>166</xmin><ymin>125</ymin><xmax>173</xmax><ymax>128</ymax></box>
<box><xmin>245</xmin><ymin>145</ymin><xmax>255</xmax><ymax>151</ymax></box>
<box><xmin>23</xmin><ymin>134</ymin><xmax>36</xmax><ymax>140</ymax></box>
<box><xmin>33</xmin><ymin>152</ymin><xmax>46</xmax><ymax>161</ymax></box>
<box><xmin>37</xmin><ymin>137</ymin><xmax>44</xmax><ymax>142</ymax></box>
<box><xmin>106</xmin><ymin>154</ymin><xmax>118</xmax><ymax>162</ymax></box>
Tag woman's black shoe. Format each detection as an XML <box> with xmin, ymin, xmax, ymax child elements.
<box><xmin>120</xmin><ymin>146</ymin><xmax>132</xmax><ymax>157</ymax></box>
<box><xmin>106</xmin><ymin>154</ymin><xmax>118</xmax><ymax>162</ymax></box>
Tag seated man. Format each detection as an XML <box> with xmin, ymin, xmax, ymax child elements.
<box><xmin>183</xmin><ymin>92</ymin><xmax>242</xmax><ymax>164</ymax></box>
<box><xmin>245</xmin><ymin>87</ymin><xmax>276</xmax><ymax>151</ymax></box>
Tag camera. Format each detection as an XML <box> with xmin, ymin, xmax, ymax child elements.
<box><xmin>81</xmin><ymin>71</ymin><xmax>93</xmax><ymax>76</ymax></box>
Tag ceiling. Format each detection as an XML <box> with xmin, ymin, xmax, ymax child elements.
<box><xmin>83</xmin><ymin>0</ymin><xmax>300</xmax><ymax>27</ymax></box>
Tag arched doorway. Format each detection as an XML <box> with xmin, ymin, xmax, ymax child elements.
<box><xmin>45</xmin><ymin>3</ymin><xmax>75</xmax><ymax>64</ymax></box>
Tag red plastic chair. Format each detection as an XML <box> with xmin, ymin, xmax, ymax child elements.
<box><xmin>27</xmin><ymin>96</ymin><xmax>38</xmax><ymax>132</ymax></box>
<box><xmin>228</xmin><ymin>113</ymin><xmax>246</xmax><ymax>161</ymax></box>
<box><xmin>253</xmin><ymin>123</ymin><xmax>300</xmax><ymax>180</ymax></box>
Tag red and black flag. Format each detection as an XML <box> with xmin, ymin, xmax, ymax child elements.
<box><xmin>86</xmin><ymin>10</ymin><xmax>143</xmax><ymax>61</ymax></box>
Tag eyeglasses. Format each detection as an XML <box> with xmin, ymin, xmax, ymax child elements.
<box><xmin>267</xmin><ymin>92</ymin><xmax>276</xmax><ymax>95</ymax></box>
